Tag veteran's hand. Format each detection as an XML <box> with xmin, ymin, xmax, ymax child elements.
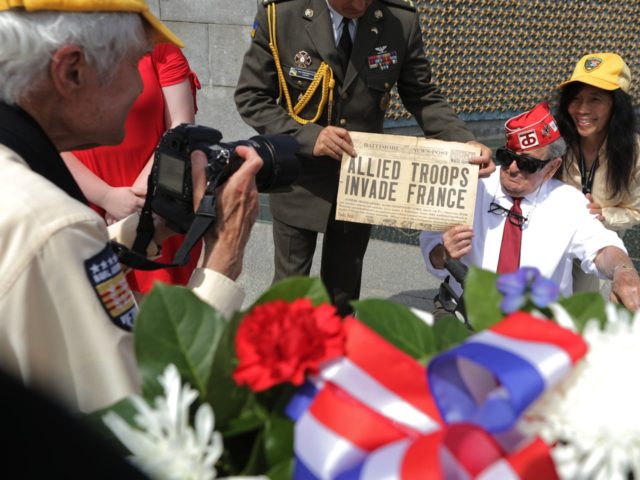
<box><xmin>610</xmin><ymin>267</ymin><xmax>640</xmax><ymax>311</ymax></box>
<box><xmin>191</xmin><ymin>146</ymin><xmax>262</xmax><ymax>280</ymax></box>
<box><xmin>313</xmin><ymin>126</ymin><xmax>356</xmax><ymax>160</ymax></box>
<box><xmin>466</xmin><ymin>140</ymin><xmax>495</xmax><ymax>178</ymax></box>
<box><xmin>442</xmin><ymin>224</ymin><xmax>474</xmax><ymax>260</ymax></box>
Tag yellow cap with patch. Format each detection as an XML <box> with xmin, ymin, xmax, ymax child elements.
<box><xmin>0</xmin><ymin>0</ymin><xmax>184</xmax><ymax>47</ymax></box>
<box><xmin>558</xmin><ymin>52</ymin><xmax>631</xmax><ymax>93</ymax></box>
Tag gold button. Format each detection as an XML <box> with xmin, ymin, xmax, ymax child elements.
<box><xmin>384</xmin><ymin>82</ymin><xmax>390</xmax><ymax>89</ymax></box>
<box><xmin>341</xmin><ymin>92</ymin><xmax>348</xmax><ymax>100</ymax></box>
<box><xmin>339</xmin><ymin>118</ymin><xmax>347</xmax><ymax>126</ymax></box>
<box><xmin>297</xmin><ymin>80</ymin><xmax>303</xmax><ymax>87</ymax></box>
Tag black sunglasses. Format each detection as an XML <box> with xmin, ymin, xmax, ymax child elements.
<box><xmin>495</xmin><ymin>148</ymin><xmax>552</xmax><ymax>174</ymax></box>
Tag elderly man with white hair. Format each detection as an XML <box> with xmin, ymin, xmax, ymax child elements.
<box><xmin>0</xmin><ymin>1</ymin><xmax>262</xmax><ymax>412</ymax></box>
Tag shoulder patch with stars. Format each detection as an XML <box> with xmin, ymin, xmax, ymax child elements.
<box><xmin>84</xmin><ymin>244</ymin><xmax>137</xmax><ymax>331</ymax></box>
<box><xmin>381</xmin><ymin>0</ymin><xmax>416</xmax><ymax>11</ymax></box>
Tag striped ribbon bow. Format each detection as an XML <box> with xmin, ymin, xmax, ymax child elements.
<box><xmin>290</xmin><ymin>312</ymin><xmax>587</xmax><ymax>479</ymax></box>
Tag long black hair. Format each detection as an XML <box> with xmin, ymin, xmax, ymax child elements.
<box><xmin>555</xmin><ymin>82</ymin><xmax>638</xmax><ymax>199</ymax></box>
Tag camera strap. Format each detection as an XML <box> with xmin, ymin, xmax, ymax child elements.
<box><xmin>113</xmin><ymin>180</ymin><xmax>218</xmax><ymax>271</ymax></box>
<box><xmin>172</xmin><ymin>192</ymin><xmax>217</xmax><ymax>264</ymax></box>
<box><xmin>130</xmin><ymin>171</ymin><xmax>157</xmax><ymax>257</ymax></box>
<box><xmin>111</xmin><ymin>172</ymin><xmax>176</xmax><ymax>270</ymax></box>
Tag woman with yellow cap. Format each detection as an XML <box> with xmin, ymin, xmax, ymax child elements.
<box><xmin>555</xmin><ymin>52</ymin><xmax>640</xmax><ymax>292</ymax></box>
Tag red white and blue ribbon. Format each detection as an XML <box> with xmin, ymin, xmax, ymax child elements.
<box><xmin>293</xmin><ymin>317</ymin><xmax>442</xmax><ymax>479</ymax></box>
<box><xmin>333</xmin><ymin>424</ymin><xmax>558</xmax><ymax>480</ymax></box>
<box><xmin>428</xmin><ymin>312</ymin><xmax>587</xmax><ymax>433</ymax></box>
<box><xmin>291</xmin><ymin>313</ymin><xmax>587</xmax><ymax>479</ymax></box>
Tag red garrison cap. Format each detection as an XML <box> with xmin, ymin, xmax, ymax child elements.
<box><xmin>504</xmin><ymin>102</ymin><xmax>561</xmax><ymax>153</ymax></box>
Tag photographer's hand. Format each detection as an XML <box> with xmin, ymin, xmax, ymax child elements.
<box><xmin>192</xmin><ymin>146</ymin><xmax>262</xmax><ymax>281</ymax></box>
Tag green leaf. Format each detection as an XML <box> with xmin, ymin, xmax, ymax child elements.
<box><xmin>557</xmin><ymin>292</ymin><xmax>606</xmax><ymax>332</ymax></box>
<box><xmin>222</xmin><ymin>407</ymin><xmax>264</xmax><ymax>438</ymax></box>
<box><xmin>240</xmin><ymin>428</ymin><xmax>267</xmax><ymax>475</ymax></box>
<box><xmin>464</xmin><ymin>267</ymin><xmax>504</xmax><ymax>331</ymax></box>
<box><xmin>267</xmin><ymin>458</ymin><xmax>294</xmax><ymax>480</ymax></box>
<box><xmin>432</xmin><ymin>316</ymin><xmax>472</xmax><ymax>352</ymax></box>
<box><xmin>352</xmin><ymin>299</ymin><xmax>436</xmax><ymax>361</ymax></box>
<box><xmin>264</xmin><ymin>413</ymin><xmax>294</xmax><ymax>468</ymax></box>
<box><xmin>205</xmin><ymin>314</ymin><xmax>251</xmax><ymax>431</ymax></box>
<box><xmin>134</xmin><ymin>284</ymin><xmax>227</xmax><ymax>400</ymax></box>
<box><xmin>253</xmin><ymin>276</ymin><xmax>330</xmax><ymax>306</ymax></box>
<box><xmin>220</xmin><ymin>428</ymin><xmax>265</xmax><ymax>476</ymax></box>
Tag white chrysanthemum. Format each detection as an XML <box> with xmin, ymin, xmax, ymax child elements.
<box><xmin>103</xmin><ymin>364</ymin><xmax>223</xmax><ymax>480</ymax></box>
<box><xmin>521</xmin><ymin>305</ymin><xmax>640</xmax><ymax>480</ymax></box>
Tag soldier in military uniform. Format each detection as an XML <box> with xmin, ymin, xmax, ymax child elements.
<box><xmin>235</xmin><ymin>0</ymin><xmax>493</xmax><ymax>314</ymax></box>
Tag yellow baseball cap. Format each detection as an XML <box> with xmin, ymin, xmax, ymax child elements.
<box><xmin>0</xmin><ymin>0</ymin><xmax>184</xmax><ymax>47</ymax></box>
<box><xmin>558</xmin><ymin>52</ymin><xmax>631</xmax><ymax>93</ymax></box>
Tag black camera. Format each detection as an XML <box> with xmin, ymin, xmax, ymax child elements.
<box><xmin>150</xmin><ymin>123</ymin><xmax>300</xmax><ymax>233</ymax></box>
<box><xmin>118</xmin><ymin>124</ymin><xmax>300</xmax><ymax>268</ymax></box>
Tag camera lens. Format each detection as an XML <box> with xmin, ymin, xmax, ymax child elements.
<box><xmin>238</xmin><ymin>134</ymin><xmax>300</xmax><ymax>192</ymax></box>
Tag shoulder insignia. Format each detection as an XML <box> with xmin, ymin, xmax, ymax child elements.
<box><xmin>381</xmin><ymin>0</ymin><xmax>416</xmax><ymax>11</ymax></box>
<box><xmin>84</xmin><ymin>244</ymin><xmax>137</xmax><ymax>331</ymax></box>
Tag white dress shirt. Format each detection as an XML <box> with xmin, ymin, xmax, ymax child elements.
<box><xmin>420</xmin><ymin>169</ymin><xmax>626</xmax><ymax>296</ymax></box>
<box><xmin>326</xmin><ymin>1</ymin><xmax>357</xmax><ymax>45</ymax></box>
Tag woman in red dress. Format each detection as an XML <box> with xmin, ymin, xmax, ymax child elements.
<box><xmin>62</xmin><ymin>43</ymin><xmax>201</xmax><ymax>294</ymax></box>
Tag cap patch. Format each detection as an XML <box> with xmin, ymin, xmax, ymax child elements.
<box><xmin>584</xmin><ymin>57</ymin><xmax>602</xmax><ymax>72</ymax></box>
<box><xmin>85</xmin><ymin>244</ymin><xmax>137</xmax><ymax>331</ymax></box>
<box><xmin>517</xmin><ymin>129</ymin><xmax>539</xmax><ymax>149</ymax></box>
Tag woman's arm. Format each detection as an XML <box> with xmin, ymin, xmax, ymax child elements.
<box><xmin>61</xmin><ymin>152</ymin><xmax>111</xmax><ymax>205</ymax></box>
<box><xmin>132</xmin><ymin>79</ymin><xmax>196</xmax><ymax>191</ymax></box>
<box><xmin>62</xmin><ymin>152</ymin><xmax>144</xmax><ymax>220</ymax></box>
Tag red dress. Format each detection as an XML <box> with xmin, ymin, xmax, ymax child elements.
<box><xmin>73</xmin><ymin>44</ymin><xmax>201</xmax><ymax>293</ymax></box>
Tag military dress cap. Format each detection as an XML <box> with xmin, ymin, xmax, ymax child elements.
<box><xmin>504</xmin><ymin>102</ymin><xmax>561</xmax><ymax>153</ymax></box>
<box><xmin>0</xmin><ymin>0</ymin><xmax>184</xmax><ymax>47</ymax></box>
<box><xmin>558</xmin><ymin>52</ymin><xmax>631</xmax><ymax>93</ymax></box>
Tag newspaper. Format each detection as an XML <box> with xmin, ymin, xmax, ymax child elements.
<box><xmin>336</xmin><ymin>132</ymin><xmax>480</xmax><ymax>232</ymax></box>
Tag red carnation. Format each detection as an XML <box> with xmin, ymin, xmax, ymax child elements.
<box><xmin>232</xmin><ymin>298</ymin><xmax>346</xmax><ymax>392</ymax></box>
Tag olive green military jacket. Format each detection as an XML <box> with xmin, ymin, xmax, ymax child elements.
<box><xmin>235</xmin><ymin>0</ymin><xmax>474</xmax><ymax>232</ymax></box>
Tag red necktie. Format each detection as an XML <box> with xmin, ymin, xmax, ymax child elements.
<box><xmin>497</xmin><ymin>197</ymin><xmax>522</xmax><ymax>274</ymax></box>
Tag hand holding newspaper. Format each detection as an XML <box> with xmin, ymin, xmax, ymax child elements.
<box><xmin>336</xmin><ymin>132</ymin><xmax>480</xmax><ymax>231</ymax></box>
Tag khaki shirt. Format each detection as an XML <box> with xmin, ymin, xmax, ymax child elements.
<box><xmin>0</xmin><ymin>145</ymin><xmax>244</xmax><ymax>412</ymax></box>
<box><xmin>563</xmin><ymin>135</ymin><xmax>640</xmax><ymax>234</ymax></box>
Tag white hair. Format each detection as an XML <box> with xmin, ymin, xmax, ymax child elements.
<box><xmin>0</xmin><ymin>10</ymin><xmax>150</xmax><ymax>104</ymax></box>
<box><xmin>547</xmin><ymin>137</ymin><xmax>567</xmax><ymax>160</ymax></box>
